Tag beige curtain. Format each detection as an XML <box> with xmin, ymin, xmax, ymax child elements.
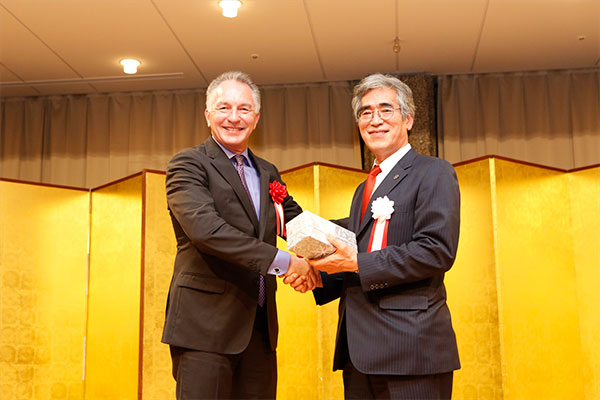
<box><xmin>0</xmin><ymin>82</ymin><xmax>361</xmax><ymax>188</ymax></box>
<box><xmin>438</xmin><ymin>69</ymin><xmax>600</xmax><ymax>169</ymax></box>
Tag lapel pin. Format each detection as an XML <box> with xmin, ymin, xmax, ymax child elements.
<box><xmin>393</xmin><ymin>174</ymin><xmax>399</xmax><ymax>179</ymax></box>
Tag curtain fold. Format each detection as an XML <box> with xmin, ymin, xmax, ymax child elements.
<box><xmin>438</xmin><ymin>69</ymin><xmax>600</xmax><ymax>169</ymax></box>
<box><xmin>5</xmin><ymin>69</ymin><xmax>597</xmax><ymax>189</ymax></box>
<box><xmin>1</xmin><ymin>83</ymin><xmax>361</xmax><ymax>188</ymax></box>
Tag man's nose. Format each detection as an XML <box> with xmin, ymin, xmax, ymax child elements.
<box><xmin>227</xmin><ymin>109</ymin><xmax>241</xmax><ymax>120</ymax></box>
<box><xmin>370</xmin><ymin>110</ymin><xmax>384</xmax><ymax>124</ymax></box>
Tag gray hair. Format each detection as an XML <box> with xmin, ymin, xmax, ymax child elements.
<box><xmin>206</xmin><ymin>71</ymin><xmax>261</xmax><ymax>113</ymax></box>
<box><xmin>351</xmin><ymin>73</ymin><xmax>415</xmax><ymax>121</ymax></box>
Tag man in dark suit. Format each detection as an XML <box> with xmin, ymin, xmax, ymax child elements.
<box><xmin>304</xmin><ymin>73</ymin><xmax>461</xmax><ymax>399</ymax></box>
<box><xmin>162</xmin><ymin>71</ymin><xmax>318</xmax><ymax>399</ymax></box>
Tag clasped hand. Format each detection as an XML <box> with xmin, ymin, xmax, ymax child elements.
<box><xmin>280</xmin><ymin>254</ymin><xmax>322</xmax><ymax>293</ymax></box>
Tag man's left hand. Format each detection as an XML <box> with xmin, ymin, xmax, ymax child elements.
<box><xmin>307</xmin><ymin>234</ymin><xmax>359</xmax><ymax>274</ymax></box>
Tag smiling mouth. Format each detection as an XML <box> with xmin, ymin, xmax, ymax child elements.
<box><xmin>224</xmin><ymin>127</ymin><xmax>244</xmax><ymax>131</ymax></box>
<box><xmin>368</xmin><ymin>130</ymin><xmax>387</xmax><ymax>135</ymax></box>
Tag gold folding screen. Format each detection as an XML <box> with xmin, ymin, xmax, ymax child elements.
<box><xmin>0</xmin><ymin>181</ymin><xmax>89</xmax><ymax>400</ymax></box>
<box><xmin>1</xmin><ymin>158</ymin><xmax>599</xmax><ymax>400</ymax></box>
<box><xmin>85</xmin><ymin>175</ymin><xmax>144</xmax><ymax>399</ymax></box>
<box><xmin>84</xmin><ymin>172</ymin><xmax>176</xmax><ymax>400</ymax></box>
<box><xmin>449</xmin><ymin>158</ymin><xmax>599</xmax><ymax>400</ymax></box>
<box><xmin>445</xmin><ymin>160</ymin><xmax>503</xmax><ymax>399</ymax></box>
<box><xmin>568</xmin><ymin>167</ymin><xmax>600</xmax><ymax>400</ymax></box>
<box><xmin>277</xmin><ymin>163</ymin><xmax>368</xmax><ymax>400</ymax></box>
<box><xmin>140</xmin><ymin>172</ymin><xmax>179</xmax><ymax>400</ymax></box>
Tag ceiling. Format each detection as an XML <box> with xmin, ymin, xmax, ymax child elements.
<box><xmin>1</xmin><ymin>0</ymin><xmax>598</xmax><ymax>98</ymax></box>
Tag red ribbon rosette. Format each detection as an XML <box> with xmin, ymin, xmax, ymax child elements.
<box><xmin>269</xmin><ymin>180</ymin><xmax>287</xmax><ymax>236</ymax></box>
<box><xmin>269</xmin><ymin>181</ymin><xmax>287</xmax><ymax>203</ymax></box>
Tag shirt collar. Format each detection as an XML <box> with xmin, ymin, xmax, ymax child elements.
<box><xmin>212</xmin><ymin>136</ymin><xmax>251</xmax><ymax>163</ymax></box>
<box><xmin>375</xmin><ymin>143</ymin><xmax>411</xmax><ymax>175</ymax></box>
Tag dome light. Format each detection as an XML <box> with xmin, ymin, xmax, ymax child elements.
<box><xmin>219</xmin><ymin>0</ymin><xmax>242</xmax><ymax>18</ymax></box>
<box><xmin>120</xmin><ymin>59</ymin><xmax>141</xmax><ymax>74</ymax></box>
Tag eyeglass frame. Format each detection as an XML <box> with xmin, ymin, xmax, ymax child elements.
<box><xmin>357</xmin><ymin>106</ymin><xmax>402</xmax><ymax>122</ymax></box>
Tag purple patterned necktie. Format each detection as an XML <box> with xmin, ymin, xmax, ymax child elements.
<box><xmin>234</xmin><ymin>155</ymin><xmax>265</xmax><ymax>307</ymax></box>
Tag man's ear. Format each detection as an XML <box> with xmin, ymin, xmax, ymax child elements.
<box><xmin>204</xmin><ymin>108</ymin><xmax>211</xmax><ymax>127</ymax></box>
<box><xmin>405</xmin><ymin>114</ymin><xmax>414</xmax><ymax>131</ymax></box>
<box><xmin>252</xmin><ymin>113</ymin><xmax>261</xmax><ymax>129</ymax></box>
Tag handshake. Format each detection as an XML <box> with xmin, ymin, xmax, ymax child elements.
<box><xmin>278</xmin><ymin>211</ymin><xmax>359</xmax><ymax>293</ymax></box>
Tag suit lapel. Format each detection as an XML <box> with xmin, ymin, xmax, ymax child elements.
<box><xmin>249</xmin><ymin>149</ymin><xmax>271</xmax><ymax>241</ymax></box>
<box><xmin>356</xmin><ymin>149</ymin><xmax>417</xmax><ymax>236</ymax></box>
<box><xmin>205</xmin><ymin>138</ymin><xmax>260</xmax><ymax>232</ymax></box>
<box><xmin>350</xmin><ymin>182</ymin><xmax>366</xmax><ymax>234</ymax></box>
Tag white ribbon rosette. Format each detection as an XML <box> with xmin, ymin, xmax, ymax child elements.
<box><xmin>368</xmin><ymin>196</ymin><xmax>395</xmax><ymax>252</ymax></box>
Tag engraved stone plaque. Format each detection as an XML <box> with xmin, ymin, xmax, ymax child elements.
<box><xmin>286</xmin><ymin>211</ymin><xmax>357</xmax><ymax>259</ymax></box>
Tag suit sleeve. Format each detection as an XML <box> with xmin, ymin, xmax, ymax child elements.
<box><xmin>357</xmin><ymin>159</ymin><xmax>460</xmax><ymax>290</ymax></box>
<box><xmin>313</xmin><ymin>272</ymin><xmax>345</xmax><ymax>305</ymax></box>
<box><xmin>331</xmin><ymin>217</ymin><xmax>350</xmax><ymax>229</ymax></box>
<box><xmin>167</xmin><ymin>150</ymin><xmax>280</xmax><ymax>275</ymax></box>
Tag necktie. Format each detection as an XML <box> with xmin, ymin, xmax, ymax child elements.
<box><xmin>234</xmin><ymin>155</ymin><xmax>265</xmax><ymax>307</ymax></box>
<box><xmin>361</xmin><ymin>165</ymin><xmax>382</xmax><ymax>221</ymax></box>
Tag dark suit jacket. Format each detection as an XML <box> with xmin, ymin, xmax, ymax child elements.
<box><xmin>314</xmin><ymin>149</ymin><xmax>461</xmax><ymax>375</ymax></box>
<box><xmin>161</xmin><ymin>137</ymin><xmax>302</xmax><ymax>354</ymax></box>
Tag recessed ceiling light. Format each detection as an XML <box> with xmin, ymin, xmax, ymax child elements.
<box><xmin>219</xmin><ymin>0</ymin><xmax>242</xmax><ymax>18</ymax></box>
<box><xmin>120</xmin><ymin>59</ymin><xmax>141</xmax><ymax>74</ymax></box>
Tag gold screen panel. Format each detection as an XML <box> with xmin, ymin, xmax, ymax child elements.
<box><xmin>276</xmin><ymin>166</ymin><xmax>320</xmax><ymax>400</ymax></box>
<box><xmin>278</xmin><ymin>164</ymin><xmax>367</xmax><ymax>400</ymax></box>
<box><xmin>317</xmin><ymin>164</ymin><xmax>367</xmax><ymax>220</ymax></box>
<box><xmin>493</xmin><ymin>159</ymin><xmax>584</xmax><ymax>399</ymax></box>
<box><xmin>0</xmin><ymin>181</ymin><xmax>88</xmax><ymax>400</ymax></box>
<box><xmin>450</xmin><ymin>159</ymin><xmax>503</xmax><ymax>400</ymax></box>
<box><xmin>85</xmin><ymin>176</ymin><xmax>142</xmax><ymax>400</ymax></box>
<box><xmin>141</xmin><ymin>172</ymin><xmax>176</xmax><ymax>400</ymax></box>
<box><xmin>569</xmin><ymin>167</ymin><xmax>600</xmax><ymax>400</ymax></box>
<box><xmin>316</xmin><ymin>164</ymin><xmax>366</xmax><ymax>399</ymax></box>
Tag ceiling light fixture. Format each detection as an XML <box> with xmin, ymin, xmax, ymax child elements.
<box><xmin>120</xmin><ymin>59</ymin><xmax>141</xmax><ymax>74</ymax></box>
<box><xmin>219</xmin><ymin>0</ymin><xmax>242</xmax><ymax>18</ymax></box>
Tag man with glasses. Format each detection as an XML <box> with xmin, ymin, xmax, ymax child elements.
<box><xmin>304</xmin><ymin>73</ymin><xmax>461</xmax><ymax>399</ymax></box>
<box><xmin>162</xmin><ymin>71</ymin><xmax>319</xmax><ymax>399</ymax></box>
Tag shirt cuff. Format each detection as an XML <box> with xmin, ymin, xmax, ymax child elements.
<box><xmin>268</xmin><ymin>250</ymin><xmax>290</xmax><ymax>276</ymax></box>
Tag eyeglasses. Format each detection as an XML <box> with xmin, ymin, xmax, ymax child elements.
<box><xmin>211</xmin><ymin>105</ymin><xmax>255</xmax><ymax>116</ymax></box>
<box><xmin>357</xmin><ymin>106</ymin><xmax>402</xmax><ymax>122</ymax></box>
